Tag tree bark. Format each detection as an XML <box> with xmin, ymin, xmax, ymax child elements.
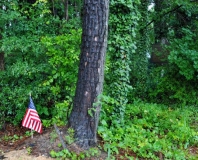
<box><xmin>63</xmin><ymin>0</ymin><xmax>68</xmax><ymax>21</ymax></box>
<box><xmin>68</xmin><ymin>0</ymin><xmax>109</xmax><ymax>149</ymax></box>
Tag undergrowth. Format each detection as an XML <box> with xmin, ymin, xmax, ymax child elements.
<box><xmin>98</xmin><ymin>99</ymin><xmax>198</xmax><ymax>160</ymax></box>
<box><xmin>49</xmin><ymin>100</ymin><xmax>198</xmax><ymax>159</ymax></box>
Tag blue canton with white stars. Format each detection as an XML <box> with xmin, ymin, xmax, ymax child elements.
<box><xmin>28</xmin><ymin>97</ymin><xmax>36</xmax><ymax>110</ymax></box>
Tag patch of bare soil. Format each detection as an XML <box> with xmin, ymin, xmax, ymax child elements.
<box><xmin>3</xmin><ymin>149</ymin><xmax>54</xmax><ymax>160</ymax></box>
<box><xmin>0</xmin><ymin>124</ymin><xmax>107</xmax><ymax>160</ymax></box>
<box><xmin>0</xmin><ymin>124</ymin><xmax>61</xmax><ymax>159</ymax></box>
<box><xmin>1</xmin><ymin>124</ymin><xmax>197</xmax><ymax>160</ymax></box>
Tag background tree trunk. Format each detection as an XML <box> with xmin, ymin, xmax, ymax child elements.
<box><xmin>63</xmin><ymin>0</ymin><xmax>68</xmax><ymax>21</ymax></box>
<box><xmin>68</xmin><ymin>0</ymin><xmax>109</xmax><ymax>149</ymax></box>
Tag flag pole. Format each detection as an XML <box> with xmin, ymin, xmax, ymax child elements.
<box><xmin>31</xmin><ymin>120</ymin><xmax>33</xmax><ymax>139</ymax></box>
<box><xmin>29</xmin><ymin>92</ymin><xmax>33</xmax><ymax>138</ymax></box>
<box><xmin>31</xmin><ymin>128</ymin><xmax>33</xmax><ymax>138</ymax></box>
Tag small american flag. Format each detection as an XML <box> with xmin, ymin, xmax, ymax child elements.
<box><xmin>22</xmin><ymin>97</ymin><xmax>42</xmax><ymax>133</ymax></box>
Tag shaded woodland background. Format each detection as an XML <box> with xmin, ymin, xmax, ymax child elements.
<box><xmin>0</xmin><ymin>0</ymin><xmax>198</xmax><ymax>159</ymax></box>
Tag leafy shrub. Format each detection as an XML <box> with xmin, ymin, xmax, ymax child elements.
<box><xmin>168</xmin><ymin>28</ymin><xmax>198</xmax><ymax>80</ymax></box>
<box><xmin>0</xmin><ymin>20</ymin><xmax>81</xmax><ymax>126</ymax></box>
<box><xmin>0</xmin><ymin>60</ymin><xmax>52</xmax><ymax>125</ymax></box>
<box><xmin>98</xmin><ymin>100</ymin><xmax>198</xmax><ymax>159</ymax></box>
<box><xmin>42</xmin><ymin>100</ymin><xmax>72</xmax><ymax>127</ymax></box>
<box><xmin>41</xmin><ymin>29</ymin><xmax>81</xmax><ymax>101</ymax></box>
<box><xmin>0</xmin><ymin>28</ymin><xmax>81</xmax><ymax>126</ymax></box>
<box><xmin>0</xmin><ymin>0</ymin><xmax>63</xmax><ymax>126</ymax></box>
<box><xmin>147</xmin><ymin>28</ymin><xmax>198</xmax><ymax>106</ymax></box>
<box><xmin>147</xmin><ymin>64</ymin><xmax>198</xmax><ymax>106</ymax></box>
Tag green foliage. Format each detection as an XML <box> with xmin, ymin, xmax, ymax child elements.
<box><xmin>145</xmin><ymin>26</ymin><xmax>198</xmax><ymax>106</ymax></box>
<box><xmin>168</xmin><ymin>28</ymin><xmax>198</xmax><ymax>80</ymax></box>
<box><xmin>65</xmin><ymin>128</ymin><xmax>75</xmax><ymax>145</ymax></box>
<box><xmin>26</xmin><ymin>147</ymin><xmax>32</xmax><ymax>155</ymax></box>
<box><xmin>147</xmin><ymin>64</ymin><xmax>198</xmax><ymax>106</ymax></box>
<box><xmin>50</xmin><ymin>130</ymin><xmax>58</xmax><ymax>143</ymax></box>
<box><xmin>42</xmin><ymin>100</ymin><xmax>72</xmax><ymax>127</ymax></box>
<box><xmin>0</xmin><ymin>60</ymin><xmax>52</xmax><ymax>125</ymax></box>
<box><xmin>25</xmin><ymin>131</ymin><xmax>32</xmax><ymax>137</ymax></box>
<box><xmin>40</xmin><ymin>29</ymin><xmax>81</xmax><ymax>127</ymax></box>
<box><xmin>99</xmin><ymin>100</ymin><xmax>198</xmax><ymax>159</ymax></box>
<box><xmin>129</xmin><ymin>0</ymin><xmax>150</xmax><ymax>101</ymax></box>
<box><xmin>0</xmin><ymin>0</ymin><xmax>82</xmax><ymax>126</ymax></box>
<box><xmin>132</xmin><ymin>0</ymin><xmax>198</xmax><ymax>105</ymax></box>
<box><xmin>50</xmin><ymin>147</ymin><xmax>101</xmax><ymax>160</ymax></box>
<box><xmin>0</xmin><ymin>1</ymin><xmax>197</xmax><ymax>159</ymax></box>
<box><xmin>41</xmin><ymin>29</ymin><xmax>81</xmax><ymax>100</ymax></box>
<box><xmin>0</xmin><ymin>106</ymin><xmax>6</xmax><ymax>129</ymax></box>
<box><xmin>105</xmin><ymin>0</ymin><xmax>140</xmax><ymax>124</ymax></box>
<box><xmin>49</xmin><ymin>127</ymin><xmax>100</xmax><ymax>159</ymax></box>
<box><xmin>0</xmin><ymin>0</ymin><xmax>62</xmax><ymax>125</ymax></box>
<box><xmin>0</xmin><ymin>134</ymin><xmax>23</xmax><ymax>143</ymax></box>
<box><xmin>58</xmin><ymin>143</ymin><xmax>62</xmax><ymax>148</ymax></box>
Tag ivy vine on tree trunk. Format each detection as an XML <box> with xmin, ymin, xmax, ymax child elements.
<box><xmin>107</xmin><ymin>0</ymin><xmax>140</xmax><ymax>125</ymax></box>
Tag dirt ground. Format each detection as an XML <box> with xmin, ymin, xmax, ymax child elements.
<box><xmin>0</xmin><ymin>124</ymin><xmax>64</xmax><ymax>160</ymax></box>
<box><xmin>0</xmin><ymin>124</ymin><xmax>107</xmax><ymax>160</ymax></box>
<box><xmin>0</xmin><ymin>124</ymin><xmax>197</xmax><ymax>160</ymax></box>
<box><xmin>3</xmin><ymin>149</ymin><xmax>54</xmax><ymax>160</ymax></box>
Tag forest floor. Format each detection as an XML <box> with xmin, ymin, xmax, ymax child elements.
<box><xmin>0</xmin><ymin>124</ymin><xmax>197</xmax><ymax>160</ymax></box>
<box><xmin>0</xmin><ymin>124</ymin><xmax>107</xmax><ymax>160</ymax></box>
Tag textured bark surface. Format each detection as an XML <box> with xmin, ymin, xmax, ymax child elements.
<box><xmin>69</xmin><ymin>0</ymin><xmax>109</xmax><ymax>149</ymax></box>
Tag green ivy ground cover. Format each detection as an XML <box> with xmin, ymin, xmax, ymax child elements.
<box><xmin>99</xmin><ymin>100</ymin><xmax>198</xmax><ymax>160</ymax></box>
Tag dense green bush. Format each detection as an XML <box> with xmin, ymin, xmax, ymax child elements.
<box><xmin>147</xmin><ymin>28</ymin><xmax>198</xmax><ymax>106</ymax></box>
<box><xmin>41</xmin><ymin>29</ymin><xmax>81</xmax><ymax>126</ymax></box>
<box><xmin>168</xmin><ymin>28</ymin><xmax>198</xmax><ymax>80</ymax></box>
<box><xmin>0</xmin><ymin>29</ymin><xmax>81</xmax><ymax>126</ymax></box>
<box><xmin>0</xmin><ymin>0</ymin><xmax>61</xmax><ymax>126</ymax></box>
<box><xmin>147</xmin><ymin>64</ymin><xmax>198</xmax><ymax>106</ymax></box>
<box><xmin>98</xmin><ymin>100</ymin><xmax>198</xmax><ymax>159</ymax></box>
<box><xmin>41</xmin><ymin>29</ymin><xmax>81</xmax><ymax>100</ymax></box>
<box><xmin>0</xmin><ymin>59</ymin><xmax>51</xmax><ymax>125</ymax></box>
<box><xmin>0</xmin><ymin>0</ymin><xmax>82</xmax><ymax>127</ymax></box>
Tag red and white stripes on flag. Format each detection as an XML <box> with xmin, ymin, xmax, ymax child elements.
<box><xmin>22</xmin><ymin>97</ymin><xmax>42</xmax><ymax>133</ymax></box>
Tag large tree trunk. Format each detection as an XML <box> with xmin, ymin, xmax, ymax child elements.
<box><xmin>69</xmin><ymin>0</ymin><xmax>109</xmax><ymax>149</ymax></box>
